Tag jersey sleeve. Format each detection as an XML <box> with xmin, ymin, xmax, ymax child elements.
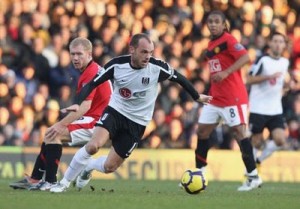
<box><xmin>227</xmin><ymin>35</ymin><xmax>248</xmax><ymax>60</ymax></box>
<box><xmin>169</xmin><ymin>70</ymin><xmax>200</xmax><ymax>100</ymax></box>
<box><xmin>249</xmin><ymin>57</ymin><xmax>264</xmax><ymax>76</ymax></box>
<box><xmin>151</xmin><ymin>58</ymin><xmax>174</xmax><ymax>82</ymax></box>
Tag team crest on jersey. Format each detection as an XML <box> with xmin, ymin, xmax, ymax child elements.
<box><xmin>214</xmin><ymin>47</ymin><xmax>220</xmax><ymax>54</ymax></box>
<box><xmin>234</xmin><ymin>43</ymin><xmax>245</xmax><ymax>51</ymax></box>
<box><xmin>142</xmin><ymin>77</ymin><xmax>150</xmax><ymax>85</ymax></box>
<box><xmin>119</xmin><ymin>87</ymin><xmax>132</xmax><ymax>98</ymax></box>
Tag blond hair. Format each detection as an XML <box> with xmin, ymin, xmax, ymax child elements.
<box><xmin>69</xmin><ymin>37</ymin><xmax>92</xmax><ymax>52</ymax></box>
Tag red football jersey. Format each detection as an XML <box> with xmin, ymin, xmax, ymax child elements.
<box><xmin>206</xmin><ymin>32</ymin><xmax>248</xmax><ymax>107</ymax></box>
<box><xmin>77</xmin><ymin>61</ymin><xmax>112</xmax><ymax>120</ymax></box>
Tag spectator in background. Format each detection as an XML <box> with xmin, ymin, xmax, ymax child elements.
<box><xmin>118</xmin><ymin>2</ymin><xmax>135</xmax><ymax>30</ymax></box>
<box><xmin>36</xmin><ymin>0</ymin><xmax>51</xmax><ymax>30</ymax></box>
<box><xmin>31</xmin><ymin>92</ymin><xmax>47</xmax><ymax>128</ymax></box>
<box><xmin>57</xmin><ymin>85</ymin><xmax>73</xmax><ymax>109</ymax></box>
<box><xmin>22</xmin><ymin>105</ymin><xmax>35</xmax><ymax>145</ymax></box>
<box><xmin>7</xmin><ymin>15</ymin><xmax>20</xmax><ymax>41</ymax></box>
<box><xmin>158</xmin><ymin>84</ymin><xmax>181</xmax><ymax>115</ymax></box>
<box><xmin>0</xmin><ymin>81</ymin><xmax>10</xmax><ymax>106</ymax></box>
<box><xmin>9</xmin><ymin>96</ymin><xmax>24</xmax><ymax>122</ymax></box>
<box><xmin>164</xmin><ymin>118</ymin><xmax>187</xmax><ymax>148</ymax></box>
<box><xmin>16</xmin><ymin>65</ymin><xmax>39</xmax><ymax>104</ymax></box>
<box><xmin>15</xmin><ymin>23</ymin><xmax>35</xmax><ymax>71</ymax></box>
<box><xmin>0</xmin><ymin>106</ymin><xmax>11</xmax><ymax>145</ymax></box>
<box><xmin>42</xmin><ymin>33</ymin><xmax>64</xmax><ymax>68</ymax></box>
<box><xmin>36</xmin><ymin>83</ymin><xmax>49</xmax><ymax>101</ymax></box>
<box><xmin>92</xmin><ymin>39</ymin><xmax>105</xmax><ymax>65</ymax></box>
<box><xmin>31</xmin><ymin>36</ymin><xmax>51</xmax><ymax>84</ymax></box>
<box><xmin>49</xmin><ymin>49</ymin><xmax>79</xmax><ymax>98</ymax></box>
<box><xmin>142</xmin><ymin>108</ymin><xmax>169</xmax><ymax>149</ymax></box>
<box><xmin>0</xmin><ymin>23</ymin><xmax>20</xmax><ymax>68</ymax></box>
<box><xmin>11</xmin><ymin>81</ymin><xmax>27</xmax><ymax>103</ymax></box>
<box><xmin>109</xmin><ymin>35</ymin><xmax>127</xmax><ymax>57</ymax></box>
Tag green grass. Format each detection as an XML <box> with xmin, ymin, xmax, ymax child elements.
<box><xmin>1</xmin><ymin>179</ymin><xmax>299</xmax><ymax>209</ymax></box>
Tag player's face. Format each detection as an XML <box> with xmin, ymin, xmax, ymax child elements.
<box><xmin>269</xmin><ymin>35</ymin><xmax>286</xmax><ymax>57</ymax></box>
<box><xmin>130</xmin><ymin>38</ymin><xmax>154</xmax><ymax>68</ymax></box>
<box><xmin>207</xmin><ymin>14</ymin><xmax>225</xmax><ymax>37</ymax></box>
<box><xmin>70</xmin><ymin>44</ymin><xmax>92</xmax><ymax>71</ymax></box>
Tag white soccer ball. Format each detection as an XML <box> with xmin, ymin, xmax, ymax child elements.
<box><xmin>180</xmin><ymin>168</ymin><xmax>208</xmax><ymax>194</ymax></box>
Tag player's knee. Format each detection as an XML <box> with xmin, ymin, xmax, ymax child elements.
<box><xmin>104</xmin><ymin>163</ymin><xmax>118</xmax><ymax>173</ymax></box>
<box><xmin>44</xmin><ymin>136</ymin><xmax>61</xmax><ymax>144</ymax></box>
<box><xmin>251</xmin><ymin>135</ymin><xmax>263</xmax><ymax>147</ymax></box>
<box><xmin>85</xmin><ymin>143</ymin><xmax>99</xmax><ymax>155</ymax></box>
<box><xmin>197</xmin><ymin>131</ymin><xmax>210</xmax><ymax>139</ymax></box>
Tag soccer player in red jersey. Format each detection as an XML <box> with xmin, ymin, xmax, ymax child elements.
<box><xmin>9</xmin><ymin>37</ymin><xmax>112</xmax><ymax>190</ymax></box>
<box><xmin>195</xmin><ymin>10</ymin><xmax>262</xmax><ymax>191</ymax></box>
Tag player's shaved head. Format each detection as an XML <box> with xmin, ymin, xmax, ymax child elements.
<box><xmin>129</xmin><ymin>33</ymin><xmax>152</xmax><ymax>48</ymax></box>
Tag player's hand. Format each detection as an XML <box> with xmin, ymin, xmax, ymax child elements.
<box><xmin>45</xmin><ymin>123</ymin><xmax>67</xmax><ymax>142</ymax></box>
<box><xmin>211</xmin><ymin>71</ymin><xmax>229</xmax><ymax>83</ymax></box>
<box><xmin>60</xmin><ymin>104</ymin><xmax>80</xmax><ymax>113</ymax></box>
<box><xmin>197</xmin><ymin>94</ymin><xmax>213</xmax><ymax>104</ymax></box>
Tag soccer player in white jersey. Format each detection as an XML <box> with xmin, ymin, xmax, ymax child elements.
<box><xmin>247</xmin><ymin>32</ymin><xmax>290</xmax><ymax>167</ymax></box>
<box><xmin>50</xmin><ymin>33</ymin><xmax>212</xmax><ymax>192</ymax></box>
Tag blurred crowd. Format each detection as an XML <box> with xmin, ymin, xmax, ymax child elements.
<box><xmin>0</xmin><ymin>0</ymin><xmax>299</xmax><ymax>150</ymax></box>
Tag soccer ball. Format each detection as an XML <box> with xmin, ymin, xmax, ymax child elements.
<box><xmin>180</xmin><ymin>169</ymin><xmax>208</xmax><ymax>194</ymax></box>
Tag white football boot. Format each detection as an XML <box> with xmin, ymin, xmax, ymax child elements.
<box><xmin>50</xmin><ymin>179</ymin><xmax>70</xmax><ymax>193</ymax></box>
<box><xmin>237</xmin><ymin>176</ymin><xmax>263</xmax><ymax>191</ymax></box>
<box><xmin>76</xmin><ymin>169</ymin><xmax>92</xmax><ymax>190</ymax></box>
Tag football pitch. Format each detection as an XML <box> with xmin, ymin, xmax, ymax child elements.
<box><xmin>1</xmin><ymin>179</ymin><xmax>299</xmax><ymax>209</ymax></box>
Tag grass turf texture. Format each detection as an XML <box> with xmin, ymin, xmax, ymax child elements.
<box><xmin>1</xmin><ymin>179</ymin><xmax>299</xmax><ymax>209</ymax></box>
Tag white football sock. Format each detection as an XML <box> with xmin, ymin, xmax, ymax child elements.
<box><xmin>247</xmin><ymin>168</ymin><xmax>258</xmax><ymax>176</ymax></box>
<box><xmin>63</xmin><ymin>146</ymin><xmax>91</xmax><ymax>183</ymax></box>
<box><xmin>257</xmin><ymin>140</ymin><xmax>280</xmax><ymax>163</ymax></box>
<box><xmin>85</xmin><ymin>156</ymin><xmax>107</xmax><ymax>173</ymax></box>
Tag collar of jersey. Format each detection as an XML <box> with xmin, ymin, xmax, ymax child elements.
<box><xmin>130</xmin><ymin>62</ymin><xmax>144</xmax><ymax>70</ymax></box>
<box><xmin>211</xmin><ymin>31</ymin><xmax>225</xmax><ymax>41</ymax></box>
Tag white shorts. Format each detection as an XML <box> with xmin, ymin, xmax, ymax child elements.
<box><xmin>67</xmin><ymin>116</ymin><xmax>96</xmax><ymax>146</ymax></box>
<box><xmin>198</xmin><ymin>104</ymin><xmax>248</xmax><ymax>127</ymax></box>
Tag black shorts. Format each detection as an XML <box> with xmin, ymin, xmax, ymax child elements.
<box><xmin>249</xmin><ymin>113</ymin><xmax>285</xmax><ymax>134</ymax></box>
<box><xmin>95</xmin><ymin>106</ymin><xmax>146</xmax><ymax>159</ymax></box>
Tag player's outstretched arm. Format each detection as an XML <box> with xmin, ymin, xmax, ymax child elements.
<box><xmin>170</xmin><ymin>70</ymin><xmax>212</xmax><ymax>104</ymax></box>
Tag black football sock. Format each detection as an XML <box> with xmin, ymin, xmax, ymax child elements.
<box><xmin>31</xmin><ymin>142</ymin><xmax>47</xmax><ymax>180</ymax></box>
<box><xmin>44</xmin><ymin>144</ymin><xmax>63</xmax><ymax>183</ymax></box>
<box><xmin>239</xmin><ymin>138</ymin><xmax>256</xmax><ymax>174</ymax></box>
<box><xmin>195</xmin><ymin>138</ymin><xmax>209</xmax><ymax>168</ymax></box>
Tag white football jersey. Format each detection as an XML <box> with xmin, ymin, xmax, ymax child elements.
<box><xmin>248</xmin><ymin>55</ymin><xmax>289</xmax><ymax>115</ymax></box>
<box><xmin>94</xmin><ymin>55</ymin><xmax>175</xmax><ymax>126</ymax></box>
